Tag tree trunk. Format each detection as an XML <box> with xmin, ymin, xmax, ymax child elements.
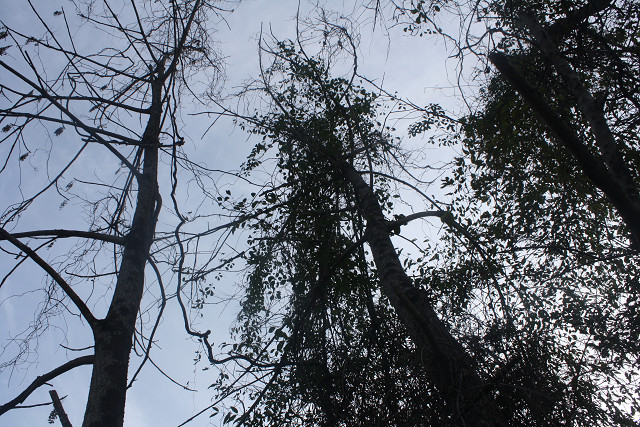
<box><xmin>82</xmin><ymin>77</ymin><xmax>162</xmax><ymax>427</ymax></box>
<box><xmin>339</xmin><ymin>159</ymin><xmax>504</xmax><ymax>426</ymax></box>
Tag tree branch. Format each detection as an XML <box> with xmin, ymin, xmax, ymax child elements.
<box><xmin>547</xmin><ymin>0</ymin><xmax>613</xmax><ymax>39</ymax></box>
<box><xmin>4</xmin><ymin>229</ymin><xmax>124</xmax><ymax>245</ymax></box>
<box><xmin>0</xmin><ymin>111</ymin><xmax>142</xmax><ymax>145</ymax></box>
<box><xmin>386</xmin><ymin>210</ymin><xmax>444</xmax><ymax>229</ymax></box>
<box><xmin>49</xmin><ymin>390</ymin><xmax>72</xmax><ymax>427</ymax></box>
<box><xmin>0</xmin><ymin>59</ymin><xmax>141</xmax><ymax>177</ymax></box>
<box><xmin>0</xmin><ymin>228</ymin><xmax>97</xmax><ymax>326</ymax></box>
<box><xmin>521</xmin><ymin>12</ymin><xmax>637</xmax><ymax>191</ymax></box>
<box><xmin>0</xmin><ymin>355</ymin><xmax>94</xmax><ymax>417</ymax></box>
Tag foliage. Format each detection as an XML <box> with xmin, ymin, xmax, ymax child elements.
<box><xmin>402</xmin><ymin>0</ymin><xmax>640</xmax><ymax>424</ymax></box>
<box><xmin>213</xmin><ymin>41</ymin><xmax>457</xmax><ymax>425</ymax></box>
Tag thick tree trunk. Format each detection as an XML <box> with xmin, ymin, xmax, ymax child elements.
<box><xmin>521</xmin><ymin>12</ymin><xmax>640</xmax><ymax>248</ymax></box>
<box><xmin>490</xmin><ymin>52</ymin><xmax>640</xmax><ymax>248</ymax></box>
<box><xmin>82</xmin><ymin>78</ymin><xmax>162</xmax><ymax>427</ymax></box>
<box><xmin>489</xmin><ymin>11</ymin><xmax>640</xmax><ymax>248</ymax></box>
<box><xmin>339</xmin><ymin>159</ymin><xmax>504</xmax><ymax>426</ymax></box>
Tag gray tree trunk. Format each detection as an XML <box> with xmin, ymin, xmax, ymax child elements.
<box><xmin>82</xmin><ymin>77</ymin><xmax>162</xmax><ymax>427</ymax></box>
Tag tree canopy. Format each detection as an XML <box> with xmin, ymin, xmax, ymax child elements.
<box><xmin>1</xmin><ymin>0</ymin><xmax>640</xmax><ymax>426</ymax></box>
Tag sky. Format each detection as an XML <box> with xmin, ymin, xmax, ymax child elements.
<box><xmin>0</xmin><ymin>0</ymin><xmax>473</xmax><ymax>425</ymax></box>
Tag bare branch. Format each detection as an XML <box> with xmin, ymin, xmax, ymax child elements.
<box><xmin>4</xmin><ymin>229</ymin><xmax>124</xmax><ymax>245</ymax></box>
<box><xmin>0</xmin><ymin>59</ymin><xmax>140</xmax><ymax>177</ymax></box>
<box><xmin>0</xmin><ymin>355</ymin><xmax>94</xmax><ymax>417</ymax></box>
<box><xmin>48</xmin><ymin>390</ymin><xmax>72</xmax><ymax>427</ymax></box>
<box><xmin>0</xmin><ymin>228</ymin><xmax>97</xmax><ymax>326</ymax></box>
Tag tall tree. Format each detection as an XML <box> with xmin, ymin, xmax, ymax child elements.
<box><xmin>213</xmin><ymin>35</ymin><xmax>506</xmax><ymax>425</ymax></box>
<box><xmin>0</xmin><ymin>1</ymin><xmax>228</xmax><ymax>425</ymax></box>
<box><xmin>397</xmin><ymin>0</ymin><xmax>640</xmax><ymax>424</ymax></box>
<box><xmin>401</xmin><ymin>0</ymin><xmax>640</xmax><ymax>246</ymax></box>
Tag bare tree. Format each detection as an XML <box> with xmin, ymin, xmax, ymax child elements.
<box><xmin>0</xmin><ymin>1</ymin><xmax>231</xmax><ymax>425</ymax></box>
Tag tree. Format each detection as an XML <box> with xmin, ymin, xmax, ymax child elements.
<box><xmin>0</xmin><ymin>1</ymin><xmax>228</xmax><ymax>425</ymax></box>
<box><xmin>401</xmin><ymin>0</ymin><xmax>640</xmax><ymax>245</ymax></box>
<box><xmin>397</xmin><ymin>0</ymin><xmax>640</xmax><ymax>423</ymax></box>
<box><xmin>488</xmin><ymin>2</ymin><xmax>640</xmax><ymax>248</ymax></box>
<box><xmin>209</xmin><ymin>31</ymin><xmax>507</xmax><ymax>425</ymax></box>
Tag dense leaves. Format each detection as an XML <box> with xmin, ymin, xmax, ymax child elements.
<box><xmin>215</xmin><ymin>42</ymin><xmax>461</xmax><ymax>425</ymax></box>
<box><xmin>405</xmin><ymin>0</ymin><xmax>640</xmax><ymax>424</ymax></box>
